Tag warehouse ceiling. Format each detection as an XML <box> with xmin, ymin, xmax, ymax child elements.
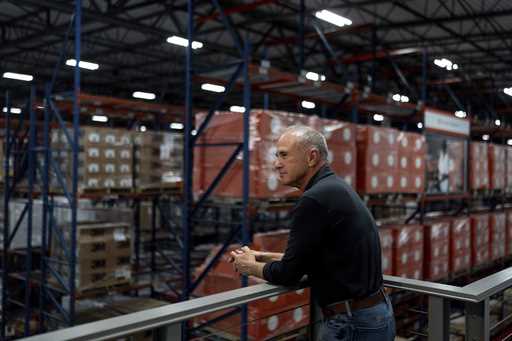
<box><xmin>0</xmin><ymin>0</ymin><xmax>511</xmax><ymax>129</ymax></box>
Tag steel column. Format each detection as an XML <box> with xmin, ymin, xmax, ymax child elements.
<box><xmin>465</xmin><ymin>299</ymin><xmax>490</xmax><ymax>341</ymax></box>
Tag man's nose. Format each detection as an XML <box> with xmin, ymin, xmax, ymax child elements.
<box><xmin>274</xmin><ymin>158</ymin><xmax>282</xmax><ymax>169</ymax></box>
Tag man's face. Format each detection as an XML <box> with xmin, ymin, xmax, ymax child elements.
<box><xmin>274</xmin><ymin>132</ymin><xmax>309</xmax><ymax>188</ymax></box>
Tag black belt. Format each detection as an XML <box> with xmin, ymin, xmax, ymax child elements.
<box><xmin>322</xmin><ymin>290</ymin><xmax>386</xmax><ymax>319</ymax></box>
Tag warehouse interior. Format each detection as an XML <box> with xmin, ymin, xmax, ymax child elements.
<box><xmin>2</xmin><ymin>0</ymin><xmax>512</xmax><ymax>340</ymax></box>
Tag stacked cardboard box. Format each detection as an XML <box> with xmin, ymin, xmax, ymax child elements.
<box><xmin>356</xmin><ymin>126</ymin><xmax>399</xmax><ymax>193</ymax></box>
<box><xmin>52</xmin><ymin>127</ymin><xmax>133</xmax><ymax>190</ymax></box>
<box><xmin>470</xmin><ymin>213</ymin><xmax>490</xmax><ymax>267</ymax></box>
<box><xmin>396</xmin><ymin>132</ymin><xmax>426</xmax><ymax>193</ymax></box>
<box><xmin>423</xmin><ymin>220</ymin><xmax>450</xmax><ymax>280</ymax></box>
<box><xmin>386</xmin><ymin>224</ymin><xmax>423</xmax><ymax>279</ymax></box>
<box><xmin>489</xmin><ymin>144</ymin><xmax>506</xmax><ymax>190</ymax></box>
<box><xmin>450</xmin><ymin>217</ymin><xmax>471</xmax><ymax>273</ymax></box>
<box><xmin>469</xmin><ymin>142</ymin><xmax>489</xmax><ymax>190</ymax></box>
<box><xmin>507</xmin><ymin>147</ymin><xmax>512</xmax><ymax>192</ymax></box>
<box><xmin>378</xmin><ymin>228</ymin><xmax>393</xmax><ymax>276</ymax></box>
<box><xmin>490</xmin><ymin>212</ymin><xmax>506</xmax><ymax>261</ymax></box>
<box><xmin>134</xmin><ymin>131</ymin><xmax>183</xmax><ymax>188</ymax></box>
<box><xmin>507</xmin><ymin>210</ymin><xmax>512</xmax><ymax>255</ymax></box>
<box><xmin>52</xmin><ymin>222</ymin><xmax>132</xmax><ymax>291</ymax></box>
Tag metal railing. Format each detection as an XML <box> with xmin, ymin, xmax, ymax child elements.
<box><xmin>20</xmin><ymin>267</ymin><xmax>512</xmax><ymax>341</ymax></box>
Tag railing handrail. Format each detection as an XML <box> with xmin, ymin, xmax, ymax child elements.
<box><xmin>20</xmin><ymin>268</ymin><xmax>512</xmax><ymax>341</ymax></box>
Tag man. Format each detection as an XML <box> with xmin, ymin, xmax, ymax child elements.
<box><xmin>231</xmin><ymin>125</ymin><xmax>395</xmax><ymax>340</ymax></box>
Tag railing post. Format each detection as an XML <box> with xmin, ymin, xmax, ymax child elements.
<box><xmin>465</xmin><ymin>299</ymin><xmax>490</xmax><ymax>341</ymax></box>
<box><xmin>309</xmin><ymin>295</ymin><xmax>322</xmax><ymax>340</ymax></box>
<box><xmin>157</xmin><ymin>322</ymin><xmax>182</xmax><ymax>341</ymax></box>
<box><xmin>428</xmin><ymin>296</ymin><xmax>449</xmax><ymax>341</ymax></box>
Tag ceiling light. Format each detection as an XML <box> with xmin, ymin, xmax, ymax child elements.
<box><xmin>314</xmin><ymin>9</ymin><xmax>352</xmax><ymax>27</ymax></box>
<box><xmin>373</xmin><ymin>114</ymin><xmax>384</xmax><ymax>122</ymax></box>
<box><xmin>400</xmin><ymin>95</ymin><xmax>409</xmax><ymax>103</ymax></box>
<box><xmin>482</xmin><ymin>134</ymin><xmax>489</xmax><ymax>141</ymax></box>
<box><xmin>140</xmin><ymin>125</ymin><xmax>147</xmax><ymax>132</ymax></box>
<box><xmin>2</xmin><ymin>107</ymin><xmax>21</xmax><ymax>114</ymax></box>
<box><xmin>454</xmin><ymin>110</ymin><xmax>466</xmax><ymax>118</ymax></box>
<box><xmin>305</xmin><ymin>71</ymin><xmax>326</xmax><ymax>82</ymax></box>
<box><xmin>392</xmin><ymin>94</ymin><xmax>401</xmax><ymax>102</ymax></box>
<box><xmin>453</xmin><ymin>64</ymin><xmax>459</xmax><ymax>70</ymax></box>
<box><xmin>166</xmin><ymin>35</ymin><xmax>203</xmax><ymax>49</ymax></box>
<box><xmin>301</xmin><ymin>100</ymin><xmax>316</xmax><ymax>109</ymax></box>
<box><xmin>133</xmin><ymin>91</ymin><xmax>156</xmax><ymax>100</ymax></box>
<box><xmin>65</xmin><ymin>59</ymin><xmax>99</xmax><ymax>70</ymax></box>
<box><xmin>495</xmin><ymin>119</ymin><xmax>501</xmax><ymax>126</ymax></box>
<box><xmin>191</xmin><ymin>129</ymin><xmax>197</xmax><ymax>136</ymax></box>
<box><xmin>508</xmin><ymin>139</ymin><xmax>512</xmax><ymax>146</ymax></box>
<box><xmin>92</xmin><ymin>115</ymin><xmax>108</xmax><ymax>122</ymax></box>
<box><xmin>504</xmin><ymin>88</ymin><xmax>512</xmax><ymax>96</ymax></box>
<box><xmin>230</xmin><ymin>105</ymin><xmax>245</xmax><ymax>113</ymax></box>
<box><xmin>417</xmin><ymin>122</ymin><xmax>423</xmax><ymax>129</ymax></box>
<box><xmin>170</xmin><ymin>122</ymin><xmax>184</xmax><ymax>130</ymax></box>
<box><xmin>201</xmin><ymin>83</ymin><xmax>225</xmax><ymax>93</ymax></box>
<box><xmin>2</xmin><ymin>72</ymin><xmax>33</xmax><ymax>82</ymax></box>
<box><xmin>433</xmin><ymin>58</ymin><xmax>459</xmax><ymax>71</ymax></box>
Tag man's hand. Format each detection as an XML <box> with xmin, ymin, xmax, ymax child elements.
<box><xmin>230</xmin><ymin>246</ymin><xmax>264</xmax><ymax>278</ymax></box>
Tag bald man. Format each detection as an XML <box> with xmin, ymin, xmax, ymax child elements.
<box><xmin>231</xmin><ymin>125</ymin><xmax>395</xmax><ymax>340</ymax></box>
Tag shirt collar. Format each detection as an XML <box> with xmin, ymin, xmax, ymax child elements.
<box><xmin>304</xmin><ymin>164</ymin><xmax>334</xmax><ymax>191</ymax></box>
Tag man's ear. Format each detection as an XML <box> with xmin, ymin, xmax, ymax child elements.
<box><xmin>308</xmin><ymin>148</ymin><xmax>320</xmax><ymax>167</ymax></box>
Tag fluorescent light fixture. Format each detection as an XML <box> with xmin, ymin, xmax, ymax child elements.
<box><xmin>315</xmin><ymin>9</ymin><xmax>352</xmax><ymax>27</ymax></box>
<box><xmin>65</xmin><ymin>59</ymin><xmax>99</xmax><ymax>71</ymax></box>
<box><xmin>373</xmin><ymin>114</ymin><xmax>384</xmax><ymax>122</ymax></box>
<box><xmin>2</xmin><ymin>72</ymin><xmax>33</xmax><ymax>82</ymax></box>
<box><xmin>133</xmin><ymin>91</ymin><xmax>156</xmax><ymax>100</ymax></box>
<box><xmin>392</xmin><ymin>94</ymin><xmax>409</xmax><ymax>103</ymax></box>
<box><xmin>504</xmin><ymin>87</ymin><xmax>512</xmax><ymax>96</ymax></box>
<box><xmin>2</xmin><ymin>107</ymin><xmax>21</xmax><ymax>114</ymax></box>
<box><xmin>201</xmin><ymin>83</ymin><xmax>225</xmax><ymax>93</ymax></box>
<box><xmin>434</xmin><ymin>58</ymin><xmax>459</xmax><ymax>71</ymax></box>
<box><xmin>191</xmin><ymin>129</ymin><xmax>197</xmax><ymax>136</ymax></box>
<box><xmin>482</xmin><ymin>134</ymin><xmax>490</xmax><ymax>141</ymax></box>
<box><xmin>417</xmin><ymin>122</ymin><xmax>423</xmax><ymax>129</ymax></box>
<box><xmin>301</xmin><ymin>100</ymin><xmax>316</xmax><ymax>109</ymax></box>
<box><xmin>454</xmin><ymin>110</ymin><xmax>466</xmax><ymax>118</ymax></box>
<box><xmin>508</xmin><ymin>139</ymin><xmax>512</xmax><ymax>146</ymax></box>
<box><xmin>305</xmin><ymin>71</ymin><xmax>326</xmax><ymax>82</ymax></box>
<box><xmin>140</xmin><ymin>125</ymin><xmax>147</xmax><ymax>132</ymax></box>
<box><xmin>495</xmin><ymin>119</ymin><xmax>501</xmax><ymax>126</ymax></box>
<box><xmin>170</xmin><ymin>122</ymin><xmax>184</xmax><ymax>130</ymax></box>
<box><xmin>230</xmin><ymin>105</ymin><xmax>245</xmax><ymax>113</ymax></box>
<box><xmin>166</xmin><ymin>35</ymin><xmax>203</xmax><ymax>49</ymax></box>
<box><xmin>92</xmin><ymin>115</ymin><xmax>108</xmax><ymax>122</ymax></box>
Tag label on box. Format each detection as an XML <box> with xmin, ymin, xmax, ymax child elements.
<box><xmin>88</xmin><ymin>148</ymin><xmax>100</xmax><ymax>158</ymax></box>
<box><xmin>120</xmin><ymin>149</ymin><xmax>131</xmax><ymax>159</ymax></box>
<box><xmin>88</xmin><ymin>132</ymin><xmax>100</xmax><ymax>143</ymax></box>
<box><xmin>105</xmin><ymin>164</ymin><xmax>116</xmax><ymax>173</ymax></box>
<box><xmin>105</xmin><ymin>134</ymin><xmax>116</xmax><ymax>144</ymax></box>
<box><xmin>344</xmin><ymin>151</ymin><xmax>352</xmax><ymax>165</ymax></box>
<box><xmin>105</xmin><ymin>149</ymin><xmax>116</xmax><ymax>159</ymax></box>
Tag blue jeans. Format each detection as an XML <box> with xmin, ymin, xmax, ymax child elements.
<box><xmin>320</xmin><ymin>295</ymin><xmax>395</xmax><ymax>341</ymax></box>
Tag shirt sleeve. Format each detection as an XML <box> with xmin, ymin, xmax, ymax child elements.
<box><xmin>262</xmin><ymin>196</ymin><xmax>325</xmax><ymax>286</ymax></box>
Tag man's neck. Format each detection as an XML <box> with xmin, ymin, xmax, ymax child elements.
<box><xmin>298</xmin><ymin>162</ymin><xmax>326</xmax><ymax>192</ymax></box>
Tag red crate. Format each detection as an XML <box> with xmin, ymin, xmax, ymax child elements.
<box><xmin>451</xmin><ymin>251</ymin><xmax>471</xmax><ymax>274</ymax></box>
<box><xmin>386</xmin><ymin>224</ymin><xmax>424</xmax><ymax>279</ymax></box>
<box><xmin>469</xmin><ymin>142</ymin><xmax>490</xmax><ymax>190</ymax></box>
<box><xmin>253</xmin><ymin>230</ymin><xmax>289</xmax><ymax>253</ymax></box>
<box><xmin>424</xmin><ymin>258</ymin><xmax>450</xmax><ymax>281</ymax></box>
<box><xmin>489</xmin><ymin>212</ymin><xmax>506</xmax><ymax>261</ymax></box>
<box><xmin>489</xmin><ymin>144</ymin><xmax>506</xmax><ymax>190</ymax></box>
<box><xmin>471</xmin><ymin>214</ymin><xmax>490</xmax><ymax>266</ymax></box>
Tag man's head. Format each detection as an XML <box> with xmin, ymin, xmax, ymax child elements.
<box><xmin>274</xmin><ymin>125</ymin><xmax>328</xmax><ymax>190</ymax></box>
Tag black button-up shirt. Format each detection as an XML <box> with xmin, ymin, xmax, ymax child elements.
<box><xmin>262</xmin><ymin>165</ymin><xmax>383</xmax><ymax>307</ymax></box>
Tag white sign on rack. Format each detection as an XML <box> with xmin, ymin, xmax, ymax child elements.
<box><xmin>424</xmin><ymin>108</ymin><xmax>470</xmax><ymax>136</ymax></box>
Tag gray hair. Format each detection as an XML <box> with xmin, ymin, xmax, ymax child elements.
<box><xmin>282</xmin><ymin>125</ymin><xmax>329</xmax><ymax>160</ymax></box>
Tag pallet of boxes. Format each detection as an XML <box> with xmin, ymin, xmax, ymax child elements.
<box><xmin>133</xmin><ymin>131</ymin><xmax>183</xmax><ymax>192</ymax></box>
<box><xmin>51</xmin><ymin>127</ymin><xmax>133</xmax><ymax>192</ymax></box>
<box><xmin>51</xmin><ymin>222</ymin><xmax>132</xmax><ymax>293</ymax></box>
